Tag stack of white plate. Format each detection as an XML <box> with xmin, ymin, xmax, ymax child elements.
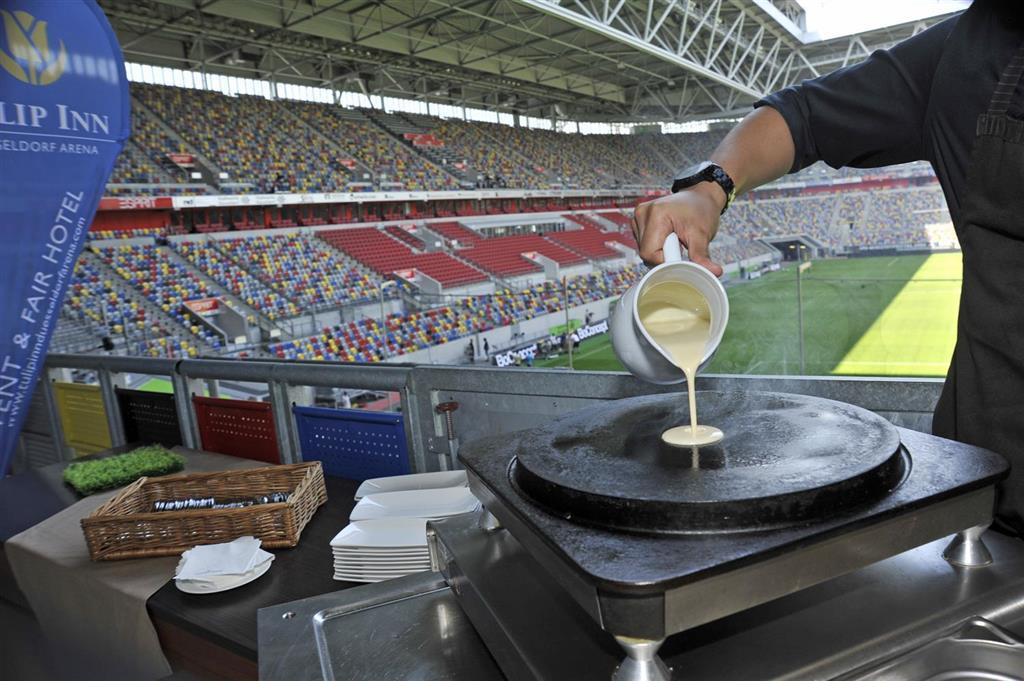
<box><xmin>331</xmin><ymin>474</ymin><xmax>480</xmax><ymax>583</ymax></box>
<box><xmin>330</xmin><ymin>517</ymin><xmax>430</xmax><ymax>583</ymax></box>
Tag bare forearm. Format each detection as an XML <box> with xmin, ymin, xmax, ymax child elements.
<box><xmin>710</xmin><ymin>106</ymin><xmax>796</xmax><ymax>199</ymax></box>
<box><xmin>633</xmin><ymin>107</ymin><xmax>796</xmax><ymax>270</ymax></box>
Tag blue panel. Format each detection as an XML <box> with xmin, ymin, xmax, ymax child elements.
<box><xmin>293</xmin><ymin>406</ymin><xmax>411</xmax><ymax>481</ymax></box>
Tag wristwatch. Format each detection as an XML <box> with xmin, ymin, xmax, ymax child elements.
<box><xmin>671</xmin><ymin>161</ymin><xmax>736</xmax><ymax>214</ymax></box>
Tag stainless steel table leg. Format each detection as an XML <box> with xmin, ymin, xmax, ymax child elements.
<box><xmin>612</xmin><ymin>636</ymin><xmax>671</xmax><ymax>681</ymax></box>
<box><xmin>943</xmin><ymin>524</ymin><xmax>993</xmax><ymax>568</ymax></box>
<box><xmin>478</xmin><ymin>508</ymin><xmax>502</xmax><ymax>531</ymax></box>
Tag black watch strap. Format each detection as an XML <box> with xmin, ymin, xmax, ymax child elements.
<box><xmin>671</xmin><ymin>162</ymin><xmax>736</xmax><ymax>214</ymax></box>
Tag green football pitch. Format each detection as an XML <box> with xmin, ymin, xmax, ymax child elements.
<box><xmin>536</xmin><ymin>253</ymin><xmax>963</xmax><ymax>377</ymax></box>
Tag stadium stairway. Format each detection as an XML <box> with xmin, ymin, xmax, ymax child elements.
<box><xmin>271</xmin><ymin>101</ymin><xmax>366</xmax><ymax>183</ymax></box>
<box><xmin>114</xmin><ymin>139</ymin><xmax>179</xmax><ymax>184</ymax></box>
<box><xmin>161</xmin><ymin>243</ymin><xmax>287</xmax><ymax>333</ymax></box>
<box><xmin>545</xmin><ymin>225</ymin><xmax>625</xmax><ymax>262</ymax></box>
<box><xmin>306</xmin><ymin>230</ymin><xmax>391</xmax><ymax>284</ymax></box>
<box><xmin>130</xmin><ymin>93</ymin><xmax>221</xmax><ymax>191</ymax></box>
<box><xmin>470</xmin><ymin>122</ymin><xmax>565</xmax><ymax>188</ymax></box>
<box><xmin>415</xmin><ymin>223</ymin><xmax>507</xmax><ymax>286</ymax></box>
<box><xmin>319</xmin><ymin>227</ymin><xmax>491</xmax><ymax>289</ymax></box>
<box><xmin>74</xmin><ymin>250</ymin><xmax>221</xmax><ymax>354</ymax></box>
<box><xmin>50</xmin><ymin>315</ymin><xmax>105</xmax><ymax>354</ymax></box>
<box><xmin>583</xmin><ymin>211</ymin><xmax>628</xmax><ymax>232</ymax></box>
<box><xmin>360</xmin><ymin>110</ymin><xmax>465</xmax><ymax>186</ymax></box>
<box><xmin>845</xmin><ymin>192</ymin><xmax>875</xmax><ymax>249</ymax></box>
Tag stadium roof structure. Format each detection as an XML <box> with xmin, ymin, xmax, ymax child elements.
<box><xmin>99</xmin><ymin>0</ymin><xmax>957</xmax><ymax>122</ymax></box>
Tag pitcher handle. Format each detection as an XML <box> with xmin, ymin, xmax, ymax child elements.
<box><xmin>663</xmin><ymin>233</ymin><xmax>683</xmax><ymax>264</ymax></box>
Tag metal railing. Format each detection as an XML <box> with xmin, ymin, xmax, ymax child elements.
<box><xmin>27</xmin><ymin>354</ymin><xmax>946</xmax><ymax>474</ymax></box>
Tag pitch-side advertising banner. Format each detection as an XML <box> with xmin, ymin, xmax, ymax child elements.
<box><xmin>0</xmin><ymin>1</ymin><xmax>128</xmax><ymax>474</ymax></box>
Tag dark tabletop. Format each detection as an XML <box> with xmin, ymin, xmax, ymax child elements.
<box><xmin>146</xmin><ymin>475</ymin><xmax>363</xmax><ymax>660</ymax></box>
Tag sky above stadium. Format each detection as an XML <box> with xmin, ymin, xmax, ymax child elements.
<box><xmin>799</xmin><ymin>0</ymin><xmax>971</xmax><ymax>40</ymax></box>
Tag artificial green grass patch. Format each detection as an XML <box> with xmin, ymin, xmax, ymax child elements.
<box><xmin>62</xmin><ymin>445</ymin><xmax>186</xmax><ymax>495</ymax></box>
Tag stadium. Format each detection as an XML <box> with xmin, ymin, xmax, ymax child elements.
<box><xmin>48</xmin><ymin>2</ymin><xmax>960</xmax><ymax>380</ymax></box>
<box><xmin>9</xmin><ymin>2</ymin><xmax>1024</xmax><ymax>681</ymax></box>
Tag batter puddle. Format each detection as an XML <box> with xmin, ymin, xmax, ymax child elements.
<box><xmin>637</xmin><ymin>280</ymin><xmax>724</xmax><ymax>447</ymax></box>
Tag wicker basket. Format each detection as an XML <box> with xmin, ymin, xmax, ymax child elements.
<box><xmin>81</xmin><ymin>462</ymin><xmax>327</xmax><ymax>561</ymax></box>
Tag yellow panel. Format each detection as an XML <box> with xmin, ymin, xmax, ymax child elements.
<box><xmin>54</xmin><ymin>383</ymin><xmax>112</xmax><ymax>455</ymax></box>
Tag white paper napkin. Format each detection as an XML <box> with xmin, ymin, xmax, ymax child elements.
<box><xmin>175</xmin><ymin>536</ymin><xmax>272</xmax><ymax>581</ymax></box>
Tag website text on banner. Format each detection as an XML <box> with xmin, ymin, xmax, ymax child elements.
<box><xmin>0</xmin><ymin>0</ymin><xmax>129</xmax><ymax>474</ymax></box>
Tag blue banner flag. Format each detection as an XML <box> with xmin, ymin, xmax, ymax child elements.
<box><xmin>0</xmin><ymin>1</ymin><xmax>128</xmax><ymax>474</ymax></box>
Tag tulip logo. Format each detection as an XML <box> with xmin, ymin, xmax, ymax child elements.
<box><xmin>1</xmin><ymin>10</ymin><xmax>66</xmax><ymax>85</ymax></box>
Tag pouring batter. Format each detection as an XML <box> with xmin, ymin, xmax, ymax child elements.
<box><xmin>637</xmin><ymin>280</ymin><xmax>724</xmax><ymax>447</ymax></box>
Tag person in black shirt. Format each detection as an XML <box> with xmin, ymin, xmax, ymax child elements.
<box><xmin>633</xmin><ymin>0</ymin><xmax>1024</xmax><ymax>535</ymax></box>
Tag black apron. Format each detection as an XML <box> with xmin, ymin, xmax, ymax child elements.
<box><xmin>933</xmin><ymin>41</ymin><xmax>1024</xmax><ymax>536</ymax></box>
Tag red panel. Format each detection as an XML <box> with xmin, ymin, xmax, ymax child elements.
<box><xmin>193</xmin><ymin>396</ymin><xmax>281</xmax><ymax>464</ymax></box>
<box><xmin>90</xmin><ymin>209</ymin><xmax>170</xmax><ymax>231</ymax></box>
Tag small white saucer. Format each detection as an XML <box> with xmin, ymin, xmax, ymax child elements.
<box><xmin>175</xmin><ymin>557</ymin><xmax>273</xmax><ymax>594</ymax></box>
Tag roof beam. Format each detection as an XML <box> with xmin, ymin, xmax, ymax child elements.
<box><xmin>509</xmin><ymin>0</ymin><xmax>764</xmax><ymax>98</ymax></box>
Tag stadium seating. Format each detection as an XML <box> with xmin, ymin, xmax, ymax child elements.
<box><xmin>707</xmin><ymin>187</ymin><xmax>954</xmax><ymax>251</ymax></box>
<box><xmin>64</xmin><ymin>259</ymin><xmax>176</xmax><ymax>353</ymax></box>
<box><xmin>291</xmin><ymin>103</ymin><xmax>458</xmax><ymax>192</ymax></box>
<box><xmin>92</xmin><ymin>243</ymin><xmax>224</xmax><ymax>349</ymax></box>
<box><xmin>601</xmin><ymin>211</ymin><xmax>634</xmax><ymax>230</ymax></box>
<box><xmin>269</xmin><ymin>265</ymin><xmax>643</xmax><ymax>362</ymax></box>
<box><xmin>546</xmin><ymin>225</ymin><xmax>626</xmax><ymax>260</ymax></box>
<box><xmin>427</xmin><ymin>221</ymin><xmax>482</xmax><ymax>246</ymax></box>
<box><xmin>383</xmin><ymin>225</ymin><xmax>426</xmax><ymax>249</ymax></box>
<box><xmin>88</xmin><ymin>227</ymin><xmax>169</xmax><ymax>240</ymax></box>
<box><xmin>659</xmin><ymin>129</ymin><xmax>728</xmax><ymax>168</ymax></box>
<box><xmin>172</xmin><ymin>240</ymin><xmax>302</xmax><ymax>320</ymax></box>
<box><xmin>107</xmin><ymin>102</ymin><xmax>193</xmax><ymax>189</ymax></box>
<box><xmin>110</xmin><ymin>84</ymin><xmax>951</xmax><ymax>199</ymax></box>
<box><xmin>855</xmin><ymin>188</ymin><xmax>953</xmax><ymax>248</ymax></box>
<box><xmin>133</xmin><ymin>84</ymin><xmax>348</xmax><ymax>193</ymax></box>
<box><xmin>109</xmin><ymin>143</ymin><xmax>176</xmax><ymax>185</ymax></box>
<box><xmin>452</xmin><ymin>234</ymin><xmax>586</xmax><ymax>278</ymax></box>
<box><xmin>320</xmin><ymin>228</ymin><xmax>488</xmax><ymax>287</ymax></box>
<box><xmin>216</xmin><ymin>233</ymin><xmax>381</xmax><ymax>309</ymax></box>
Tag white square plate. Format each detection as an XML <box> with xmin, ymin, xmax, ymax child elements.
<box><xmin>349</xmin><ymin>488</ymin><xmax>479</xmax><ymax>522</ymax></box>
<box><xmin>334</xmin><ymin>559</ymin><xmax>431</xmax><ymax>569</ymax></box>
<box><xmin>354</xmin><ymin>471</ymin><xmax>468</xmax><ymax>500</ymax></box>
<box><xmin>329</xmin><ymin>518</ymin><xmax>429</xmax><ymax>549</ymax></box>
<box><xmin>332</xmin><ymin>545</ymin><xmax>429</xmax><ymax>554</ymax></box>
<box><xmin>333</xmin><ymin>566</ymin><xmax>428</xmax><ymax>579</ymax></box>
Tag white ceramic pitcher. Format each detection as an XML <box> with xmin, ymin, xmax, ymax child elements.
<box><xmin>610</xmin><ymin>234</ymin><xmax>729</xmax><ymax>384</ymax></box>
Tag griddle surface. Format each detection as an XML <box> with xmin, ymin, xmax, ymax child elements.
<box><xmin>459</xmin><ymin>393</ymin><xmax>1009</xmax><ymax>594</ymax></box>
<box><xmin>511</xmin><ymin>392</ymin><xmax>904</xmax><ymax>532</ymax></box>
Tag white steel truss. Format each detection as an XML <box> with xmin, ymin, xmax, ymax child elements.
<box><xmin>98</xmin><ymin>0</ymin><xmax>957</xmax><ymax>121</ymax></box>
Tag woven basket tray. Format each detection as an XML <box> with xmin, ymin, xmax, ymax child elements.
<box><xmin>81</xmin><ymin>462</ymin><xmax>327</xmax><ymax>561</ymax></box>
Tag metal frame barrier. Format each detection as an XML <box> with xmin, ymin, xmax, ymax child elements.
<box><xmin>33</xmin><ymin>354</ymin><xmax>946</xmax><ymax>473</ymax></box>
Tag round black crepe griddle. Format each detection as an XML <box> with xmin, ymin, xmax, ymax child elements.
<box><xmin>510</xmin><ymin>391</ymin><xmax>907</xmax><ymax>533</ymax></box>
